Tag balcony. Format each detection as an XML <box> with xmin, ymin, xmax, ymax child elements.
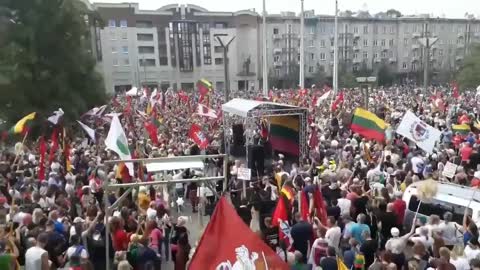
<box><xmin>412</xmin><ymin>44</ymin><xmax>420</xmax><ymax>49</ymax></box>
<box><xmin>353</xmin><ymin>33</ymin><xmax>360</xmax><ymax>39</ymax></box>
<box><xmin>413</xmin><ymin>32</ymin><xmax>421</xmax><ymax>38</ymax></box>
<box><xmin>389</xmin><ymin>58</ymin><xmax>397</xmax><ymax>63</ymax></box>
<box><xmin>282</xmin><ymin>33</ymin><xmax>299</xmax><ymax>39</ymax></box>
<box><xmin>274</xmin><ymin>61</ymin><xmax>283</xmax><ymax>67</ymax></box>
<box><xmin>458</xmin><ymin>32</ymin><xmax>465</xmax><ymax>38</ymax></box>
<box><xmin>273</xmin><ymin>34</ymin><xmax>281</xmax><ymax>40</ymax></box>
<box><xmin>273</xmin><ymin>48</ymin><xmax>282</xmax><ymax>54</ymax></box>
<box><xmin>353</xmin><ymin>46</ymin><xmax>360</xmax><ymax>51</ymax></box>
<box><xmin>411</xmin><ymin>57</ymin><xmax>420</xmax><ymax>62</ymax></box>
<box><xmin>456</xmin><ymin>55</ymin><xmax>464</xmax><ymax>61</ymax></box>
<box><xmin>353</xmin><ymin>58</ymin><xmax>362</xmax><ymax>63</ymax></box>
<box><xmin>457</xmin><ymin>43</ymin><xmax>465</xmax><ymax>49</ymax></box>
<box><xmin>374</xmin><ymin>58</ymin><xmax>382</xmax><ymax>63</ymax></box>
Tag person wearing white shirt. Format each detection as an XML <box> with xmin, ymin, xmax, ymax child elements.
<box><xmin>337</xmin><ymin>190</ymin><xmax>351</xmax><ymax>216</ymax></box>
<box><xmin>25</xmin><ymin>233</ymin><xmax>49</xmax><ymax>270</ymax></box>
<box><xmin>324</xmin><ymin>217</ymin><xmax>341</xmax><ymax>250</ymax></box>
<box><xmin>410</xmin><ymin>227</ymin><xmax>434</xmax><ymax>251</ymax></box>
<box><xmin>450</xmin><ymin>245</ymin><xmax>471</xmax><ymax>270</ymax></box>
<box><xmin>465</xmin><ymin>238</ymin><xmax>480</xmax><ymax>262</ymax></box>
<box><xmin>438</xmin><ymin>212</ymin><xmax>462</xmax><ymax>246</ymax></box>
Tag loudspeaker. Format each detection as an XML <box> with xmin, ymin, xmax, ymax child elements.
<box><xmin>232</xmin><ymin>124</ymin><xmax>245</xmax><ymax>146</ymax></box>
<box><xmin>248</xmin><ymin>145</ymin><xmax>265</xmax><ymax>177</ymax></box>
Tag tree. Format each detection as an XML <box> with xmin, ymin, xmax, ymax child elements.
<box><xmin>377</xmin><ymin>64</ymin><xmax>394</xmax><ymax>86</ymax></box>
<box><xmin>0</xmin><ymin>0</ymin><xmax>106</xmax><ymax>125</ymax></box>
<box><xmin>456</xmin><ymin>44</ymin><xmax>480</xmax><ymax>90</ymax></box>
<box><xmin>386</xmin><ymin>9</ymin><xmax>402</xmax><ymax>18</ymax></box>
<box><xmin>308</xmin><ymin>63</ymin><xmax>328</xmax><ymax>87</ymax></box>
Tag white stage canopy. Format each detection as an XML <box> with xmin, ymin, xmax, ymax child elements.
<box><xmin>221</xmin><ymin>98</ymin><xmax>296</xmax><ymax>117</ymax></box>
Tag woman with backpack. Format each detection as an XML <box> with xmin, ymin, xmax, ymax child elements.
<box><xmin>65</xmin><ymin>234</ymin><xmax>89</xmax><ymax>270</ymax></box>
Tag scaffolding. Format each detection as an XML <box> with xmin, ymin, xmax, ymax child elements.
<box><xmin>101</xmin><ymin>154</ymin><xmax>227</xmax><ymax>270</ymax></box>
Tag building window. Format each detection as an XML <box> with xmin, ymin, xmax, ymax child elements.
<box><xmin>381</xmin><ymin>39</ymin><xmax>386</xmax><ymax>47</ymax></box>
<box><xmin>390</xmin><ymin>26</ymin><xmax>395</xmax><ymax>34</ymax></box>
<box><xmin>170</xmin><ymin>22</ymin><xmax>196</xmax><ymax>71</ymax></box>
<box><xmin>121</xmin><ymin>32</ymin><xmax>128</xmax><ymax>40</ymax></box>
<box><xmin>215</xmin><ymin>22</ymin><xmax>226</xmax><ymax>29</ymax></box>
<box><xmin>363</xmin><ymin>25</ymin><xmax>368</xmax><ymax>34</ymax></box>
<box><xmin>308</xmin><ymin>66</ymin><xmax>314</xmax><ymax>73</ymax></box>
<box><xmin>353</xmin><ymin>65</ymin><xmax>359</xmax><ymax>71</ymax></box>
<box><xmin>353</xmin><ymin>39</ymin><xmax>358</xmax><ymax>46</ymax></box>
<box><xmin>108</xmin><ymin>19</ymin><xmax>116</xmax><ymax>27</ymax></box>
<box><xmin>383</xmin><ymin>26</ymin><xmax>387</xmax><ymax>34</ymax></box>
<box><xmin>309</xmin><ymin>27</ymin><xmax>315</xmax><ymax>34</ymax></box>
<box><xmin>412</xmin><ymin>63</ymin><xmax>417</xmax><ymax>71</ymax></box>
<box><xmin>136</xmin><ymin>20</ymin><xmax>153</xmax><ymax>28</ymax></box>
<box><xmin>402</xmin><ymin>62</ymin><xmax>407</xmax><ymax>69</ymax></box>
<box><xmin>330</xmin><ymin>39</ymin><xmax>334</xmax><ymax>46</ymax></box>
<box><xmin>111</xmin><ymin>46</ymin><xmax>117</xmax><ymax>53</ymax></box>
<box><xmin>413</xmin><ymin>25</ymin><xmax>418</xmax><ymax>33</ymax></box>
<box><xmin>110</xmin><ymin>31</ymin><xmax>116</xmax><ymax>40</ymax></box>
<box><xmin>120</xmin><ymin>20</ymin><xmax>127</xmax><ymax>28</ymax></box>
<box><xmin>439</xmin><ymin>49</ymin><xmax>444</xmax><ymax>56</ymax></box>
<box><xmin>274</xmin><ymin>55</ymin><xmax>280</xmax><ymax>62</ymax></box>
<box><xmin>389</xmin><ymin>51</ymin><xmax>393</xmax><ymax>57</ymax></box>
<box><xmin>137</xmin><ymin>33</ymin><xmax>154</xmax><ymax>41</ymax></box>
<box><xmin>159</xmin><ymin>57</ymin><xmax>168</xmax><ymax>66</ymax></box>
<box><xmin>215</xmin><ymin>58</ymin><xmax>223</xmax><ymax>65</ymax></box>
<box><xmin>353</xmin><ymin>27</ymin><xmax>358</xmax><ymax>33</ymax></box>
<box><xmin>373</xmin><ymin>25</ymin><xmax>378</xmax><ymax>34</ymax></box>
<box><xmin>121</xmin><ymin>46</ymin><xmax>128</xmax><ymax>54</ymax></box>
<box><xmin>363</xmin><ymin>52</ymin><xmax>368</xmax><ymax>58</ymax></box>
<box><xmin>202</xmin><ymin>23</ymin><xmax>211</xmax><ymax>65</ymax></box>
<box><xmin>374</xmin><ymin>53</ymin><xmax>378</xmax><ymax>59</ymax></box>
<box><xmin>123</xmin><ymin>58</ymin><xmax>130</xmax><ymax>66</ymax></box>
<box><xmin>309</xmin><ymin>40</ymin><xmax>314</xmax><ymax>47</ymax></box>
<box><xmin>320</xmin><ymin>40</ymin><xmax>325</xmax><ymax>47</ymax></box>
<box><xmin>404</xmin><ymin>38</ymin><xmax>408</xmax><ymax>46</ymax></box>
<box><xmin>310</xmin><ymin>53</ymin><xmax>314</xmax><ymax>60</ymax></box>
<box><xmin>320</xmin><ymin>25</ymin><xmax>326</xmax><ymax>33</ymax></box>
<box><xmin>138</xmin><ymin>46</ymin><xmax>154</xmax><ymax>54</ymax></box>
<box><xmin>273</xmin><ymin>28</ymin><xmax>279</xmax><ymax>35</ymax></box>
<box><xmin>381</xmin><ymin>51</ymin><xmax>387</xmax><ymax>58</ymax></box>
<box><xmin>112</xmin><ymin>58</ymin><xmax>118</xmax><ymax>66</ymax></box>
<box><xmin>139</xmin><ymin>59</ymin><xmax>156</xmax><ymax>66</ymax></box>
<box><xmin>373</xmin><ymin>40</ymin><xmax>378</xmax><ymax>47</ymax></box>
<box><xmin>389</xmin><ymin>39</ymin><xmax>394</xmax><ymax>46</ymax></box>
<box><xmin>320</xmin><ymin>53</ymin><xmax>326</xmax><ymax>60</ymax></box>
<box><xmin>274</xmin><ymin>68</ymin><xmax>280</xmax><ymax>77</ymax></box>
<box><xmin>353</xmin><ymin>53</ymin><xmax>358</xmax><ymax>59</ymax></box>
<box><xmin>363</xmin><ymin>39</ymin><xmax>368</xmax><ymax>47</ymax></box>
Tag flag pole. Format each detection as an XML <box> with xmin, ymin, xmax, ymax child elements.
<box><xmin>12</xmin><ymin>131</ymin><xmax>29</xmax><ymax>168</ymax></box>
<box><xmin>299</xmin><ymin>0</ymin><xmax>305</xmax><ymax>89</ymax></box>
<box><xmin>332</xmin><ymin>0</ymin><xmax>339</xmax><ymax>101</ymax></box>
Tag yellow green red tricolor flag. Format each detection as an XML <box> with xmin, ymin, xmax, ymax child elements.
<box><xmin>350</xmin><ymin>108</ymin><xmax>386</xmax><ymax>142</ymax></box>
<box><xmin>10</xmin><ymin>112</ymin><xmax>36</xmax><ymax>135</ymax></box>
<box><xmin>452</xmin><ymin>123</ymin><xmax>470</xmax><ymax>135</ymax></box>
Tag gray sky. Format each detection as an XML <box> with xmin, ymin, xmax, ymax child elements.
<box><xmin>92</xmin><ymin>0</ymin><xmax>480</xmax><ymax>19</ymax></box>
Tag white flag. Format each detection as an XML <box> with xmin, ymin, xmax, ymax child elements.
<box><xmin>126</xmin><ymin>87</ymin><xmax>138</xmax><ymax>96</ymax></box>
<box><xmin>316</xmin><ymin>90</ymin><xmax>331</xmax><ymax>106</ymax></box>
<box><xmin>105</xmin><ymin>115</ymin><xmax>133</xmax><ymax>176</ymax></box>
<box><xmin>76</xmin><ymin>121</ymin><xmax>96</xmax><ymax>143</ymax></box>
<box><xmin>47</xmin><ymin>108</ymin><xmax>64</xmax><ymax>125</ymax></box>
<box><xmin>396</xmin><ymin>110</ymin><xmax>441</xmax><ymax>154</ymax></box>
<box><xmin>196</xmin><ymin>104</ymin><xmax>217</xmax><ymax>119</ymax></box>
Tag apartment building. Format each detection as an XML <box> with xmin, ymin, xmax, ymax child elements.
<box><xmin>92</xmin><ymin>3</ymin><xmax>480</xmax><ymax>93</ymax></box>
<box><xmin>93</xmin><ymin>3</ymin><xmax>261</xmax><ymax>93</ymax></box>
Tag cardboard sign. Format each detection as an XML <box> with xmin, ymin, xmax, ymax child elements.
<box><xmin>442</xmin><ymin>162</ymin><xmax>458</xmax><ymax>179</ymax></box>
<box><xmin>237</xmin><ymin>168</ymin><xmax>251</xmax><ymax>181</ymax></box>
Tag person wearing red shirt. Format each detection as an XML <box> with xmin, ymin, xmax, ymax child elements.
<box><xmin>453</xmin><ymin>133</ymin><xmax>463</xmax><ymax>149</ymax></box>
<box><xmin>110</xmin><ymin>216</ymin><xmax>129</xmax><ymax>251</ymax></box>
<box><xmin>460</xmin><ymin>142</ymin><xmax>473</xmax><ymax>166</ymax></box>
<box><xmin>392</xmin><ymin>192</ymin><xmax>406</xmax><ymax>226</ymax></box>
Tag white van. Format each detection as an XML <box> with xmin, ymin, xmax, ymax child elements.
<box><xmin>403</xmin><ymin>180</ymin><xmax>480</xmax><ymax>229</ymax></box>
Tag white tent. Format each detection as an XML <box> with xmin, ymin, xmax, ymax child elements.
<box><xmin>146</xmin><ymin>160</ymin><xmax>204</xmax><ymax>172</ymax></box>
<box><xmin>221</xmin><ymin>98</ymin><xmax>296</xmax><ymax>117</ymax></box>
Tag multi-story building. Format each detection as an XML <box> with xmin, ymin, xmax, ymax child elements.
<box><xmin>92</xmin><ymin>2</ymin><xmax>480</xmax><ymax>93</ymax></box>
<box><xmin>94</xmin><ymin>3</ymin><xmax>261</xmax><ymax>93</ymax></box>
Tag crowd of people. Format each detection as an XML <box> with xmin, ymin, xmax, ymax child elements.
<box><xmin>1</xmin><ymin>84</ymin><xmax>480</xmax><ymax>270</ymax></box>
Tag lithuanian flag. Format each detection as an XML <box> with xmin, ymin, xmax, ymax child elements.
<box><xmin>269</xmin><ymin>116</ymin><xmax>300</xmax><ymax>156</ymax></box>
<box><xmin>10</xmin><ymin>112</ymin><xmax>36</xmax><ymax>135</ymax></box>
<box><xmin>350</xmin><ymin>108</ymin><xmax>386</xmax><ymax>142</ymax></box>
<box><xmin>452</xmin><ymin>123</ymin><xmax>470</xmax><ymax>135</ymax></box>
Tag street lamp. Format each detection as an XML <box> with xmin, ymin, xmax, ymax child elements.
<box><xmin>214</xmin><ymin>34</ymin><xmax>235</xmax><ymax>102</ymax></box>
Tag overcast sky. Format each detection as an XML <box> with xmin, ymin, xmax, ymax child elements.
<box><xmin>92</xmin><ymin>0</ymin><xmax>480</xmax><ymax>19</ymax></box>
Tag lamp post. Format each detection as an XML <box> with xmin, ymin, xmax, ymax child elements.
<box><xmin>262</xmin><ymin>0</ymin><xmax>268</xmax><ymax>96</ymax></box>
<box><xmin>214</xmin><ymin>34</ymin><xmax>236</xmax><ymax>102</ymax></box>
<box><xmin>299</xmin><ymin>0</ymin><xmax>305</xmax><ymax>89</ymax></box>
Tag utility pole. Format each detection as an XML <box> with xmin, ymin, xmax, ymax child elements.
<box><xmin>215</xmin><ymin>34</ymin><xmax>236</xmax><ymax>102</ymax></box>
<box><xmin>262</xmin><ymin>0</ymin><xmax>268</xmax><ymax>96</ymax></box>
<box><xmin>418</xmin><ymin>20</ymin><xmax>437</xmax><ymax>94</ymax></box>
<box><xmin>333</xmin><ymin>0</ymin><xmax>339</xmax><ymax>95</ymax></box>
<box><xmin>299</xmin><ymin>0</ymin><xmax>305</xmax><ymax>89</ymax></box>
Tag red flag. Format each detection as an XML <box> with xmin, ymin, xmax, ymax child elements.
<box><xmin>452</xmin><ymin>81</ymin><xmax>460</xmax><ymax>99</ymax></box>
<box><xmin>144</xmin><ymin>122</ymin><xmax>159</xmax><ymax>146</ymax></box>
<box><xmin>178</xmin><ymin>91</ymin><xmax>189</xmax><ymax>103</ymax></box>
<box><xmin>38</xmin><ymin>136</ymin><xmax>47</xmax><ymax>181</ymax></box>
<box><xmin>125</xmin><ymin>96</ymin><xmax>132</xmax><ymax>115</ymax></box>
<box><xmin>188</xmin><ymin>124</ymin><xmax>208</xmax><ymax>149</ymax></box>
<box><xmin>48</xmin><ymin>128</ymin><xmax>59</xmax><ymax>165</ymax></box>
<box><xmin>331</xmin><ymin>91</ymin><xmax>344</xmax><ymax>111</ymax></box>
<box><xmin>189</xmin><ymin>197</ymin><xmax>289</xmax><ymax>269</ymax></box>
<box><xmin>301</xmin><ymin>187</ymin><xmax>327</xmax><ymax>224</ymax></box>
<box><xmin>309</xmin><ymin>128</ymin><xmax>319</xmax><ymax>148</ymax></box>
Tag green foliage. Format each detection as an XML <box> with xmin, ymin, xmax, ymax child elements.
<box><xmin>377</xmin><ymin>64</ymin><xmax>394</xmax><ymax>86</ymax></box>
<box><xmin>456</xmin><ymin>44</ymin><xmax>480</xmax><ymax>90</ymax></box>
<box><xmin>0</xmin><ymin>0</ymin><xmax>106</xmax><ymax>126</ymax></box>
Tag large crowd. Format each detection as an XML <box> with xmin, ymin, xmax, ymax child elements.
<box><xmin>1</xmin><ymin>84</ymin><xmax>480</xmax><ymax>270</ymax></box>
